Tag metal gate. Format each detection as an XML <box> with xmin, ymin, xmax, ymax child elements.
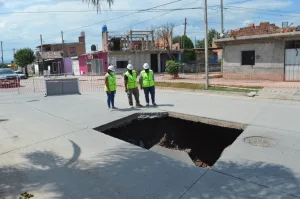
<box><xmin>285</xmin><ymin>48</ymin><xmax>300</xmax><ymax>81</ymax></box>
<box><xmin>90</xmin><ymin>59</ymin><xmax>104</xmax><ymax>75</ymax></box>
<box><xmin>72</xmin><ymin>60</ymin><xmax>80</xmax><ymax>76</ymax></box>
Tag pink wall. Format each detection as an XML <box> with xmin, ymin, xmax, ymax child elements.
<box><xmin>78</xmin><ymin>52</ymin><xmax>108</xmax><ymax>75</ymax></box>
<box><xmin>79</xmin><ymin>55</ymin><xmax>88</xmax><ymax>75</ymax></box>
<box><xmin>94</xmin><ymin>52</ymin><xmax>108</xmax><ymax>73</ymax></box>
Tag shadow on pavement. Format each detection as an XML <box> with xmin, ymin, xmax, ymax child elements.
<box><xmin>1</xmin><ymin>140</ymin><xmax>299</xmax><ymax>199</ymax></box>
<box><xmin>0</xmin><ymin>139</ymin><xmax>201</xmax><ymax>199</ymax></box>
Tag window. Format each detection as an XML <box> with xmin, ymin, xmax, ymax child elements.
<box><xmin>116</xmin><ymin>61</ymin><xmax>128</xmax><ymax>68</ymax></box>
<box><xmin>70</xmin><ymin>47</ymin><xmax>76</xmax><ymax>53</ymax></box>
<box><xmin>242</xmin><ymin>51</ymin><xmax>255</xmax><ymax>65</ymax></box>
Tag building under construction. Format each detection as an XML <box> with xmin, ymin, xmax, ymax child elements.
<box><xmin>101</xmin><ymin>25</ymin><xmax>181</xmax><ymax>73</ymax></box>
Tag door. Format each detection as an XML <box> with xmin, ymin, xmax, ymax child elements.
<box><xmin>96</xmin><ymin>59</ymin><xmax>104</xmax><ymax>75</ymax></box>
<box><xmin>72</xmin><ymin>60</ymin><xmax>80</xmax><ymax>75</ymax></box>
<box><xmin>151</xmin><ymin>54</ymin><xmax>158</xmax><ymax>72</ymax></box>
<box><xmin>285</xmin><ymin>49</ymin><xmax>300</xmax><ymax>81</ymax></box>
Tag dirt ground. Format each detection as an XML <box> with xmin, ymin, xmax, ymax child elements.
<box><xmin>101</xmin><ymin>117</ymin><xmax>243</xmax><ymax>168</ymax></box>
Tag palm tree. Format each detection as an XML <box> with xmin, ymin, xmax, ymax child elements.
<box><xmin>82</xmin><ymin>0</ymin><xmax>114</xmax><ymax>12</ymax></box>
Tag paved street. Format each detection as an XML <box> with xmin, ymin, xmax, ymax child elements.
<box><xmin>1</xmin><ymin>91</ymin><xmax>300</xmax><ymax>198</ymax></box>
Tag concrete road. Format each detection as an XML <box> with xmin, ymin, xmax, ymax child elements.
<box><xmin>0</xmin><ymin>91</ymin><xmax>300</xmax><ymax>198</ymax></box>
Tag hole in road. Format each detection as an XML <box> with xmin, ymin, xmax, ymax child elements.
<box><xmin>94</xmin><ymin>113</ymin><xmax>244</xmax><ymax>168</ymax></box>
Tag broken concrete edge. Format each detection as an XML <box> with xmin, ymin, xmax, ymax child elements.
<box><xmin>94</xmin><ymin>111</ymin><xmax>247</xmax><ymax>132</ymax></box>
<box><xmin>93</xmin><ymin>112</ymin><xmax>169</xmax><ymax>132</ymax></box>
<box><xmin>167</xmin><ymin>111</ymin><xmax>247</xmax><ymax>130</ymax></box>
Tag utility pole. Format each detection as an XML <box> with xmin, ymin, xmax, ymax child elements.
<box><xmin>1</xmin><ymin>41</ymin><xmax>3</xmax><ymax>64</ymax></box>
<box><xmin>183</xmin><ymin>18</ymin><xmax>187</xmax><ymax>36</ymax></box>
<box><xmin>40</xmin><ymin>34</ymin><xmax>44</xmax><ymax>75</ymax></box>
<box><xmin>61</xmin><ymin>31</ymin><xmax>64</xmax><ymax>58</ymax></box>
<box><xmin>183</xmin><ymin>18</ymin><xmax>187</xmax><ymax>50</ymax></box>
<box><xmin>13</xmin><ymin>48</ymin><xmax>16</xmax><ymax>55</ymax></box>
<box><xmin>204</xmin><ymin>0</ymin><xmax>209</xmax><ymax>88</ymax></box>
<box><xmin>221</xmin><ymin>0</ymin><xmax>224</xmax><ymax>34</ymax></box>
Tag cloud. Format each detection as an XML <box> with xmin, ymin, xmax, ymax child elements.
<box><xmin>0</xmin><ymin>0</ymin><xmax>297</xmax><ymax>61</ymax></box>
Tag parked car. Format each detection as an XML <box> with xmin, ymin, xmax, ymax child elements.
<box><xmin>0</xmin><ymin>68</ymin><xmax>20</xmax><ymax>88</ymax></box>
<box><xmin>14</xmin><ymin>71</ymin><xmax>26</xmax><ymax>79</ymax></box>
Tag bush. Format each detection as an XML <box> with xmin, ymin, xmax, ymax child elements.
<box><xmin>165</xmin><ymin>60</ymin><xmax>179</xmax><ymax>75</ymax></box>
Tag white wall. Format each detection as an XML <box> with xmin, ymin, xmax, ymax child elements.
<box><xmin>108</xmin><ymin>52</ymin><xmax>151</xmax><ymax>74</ymax></box>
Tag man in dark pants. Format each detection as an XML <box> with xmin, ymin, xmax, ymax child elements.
<box><xmin>124</xmin><ymin>64</ymin><xmax>142</xmax><ymax>108</ymax></box>
<box><xmin>139</xmin><ymin>63</ymin><xmax>156</xmax><ymax>106</ymax></box>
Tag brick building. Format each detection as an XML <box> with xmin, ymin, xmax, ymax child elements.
<box><xmin>215</xmin><ymin>22</ymin><xmax>300</xmax><ymax>81</ymax></box>
<box><xmin>35</xmin><ymin>32</ymin><xmax>86</xmax><ymax>75</ymax></box>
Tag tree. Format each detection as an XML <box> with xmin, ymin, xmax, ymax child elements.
<box><xmin>82</xmin><ymin>0</ymin><xmax>114</xmax><ymax>12</ymax></box>
<box><xmin>181</xmin><ymin>35</ymin><xmax>196</xmax><ymax>62</ymax></box>
<box><xmin>14</xmin><ymin>48</ymin><xmax>35</xmax><ymax>77</ymax></box>
<box><xmin>172</xmin><ymin>36</ymin><xmax>181</xmax><ymax>44</ymax></box>
<box><xmin>155</xmin><ymin>23</ymin><xmax>175</xmax><ymax>59</ymax></box>
<box><xmin>196</xmin><ymin>29</ymin><xmax>220</xmax><ymax>48</ymax></box>
<box><xmin>0</xmin><ymin>63</ymin><xmax>9</xmax><ymax>68</ymax></box>
<box><xmin>196</xmin><ymin>40</ymin><xmax>205</xmax><ymax>48</ymax></box>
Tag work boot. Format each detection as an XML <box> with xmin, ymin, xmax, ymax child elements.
<box><xmin>146</xmin><ymin>103</ymin><xmax>150</xmax><ymax>106</ymax></box>
<box><xmin>136</xmin><ymin>104</ymin><xmax>143</xmax><ymax>107</ymax></box>
<box><xmin>152</xmin><ymin>103</ymin><xmax>157</xmax><ymax>106</ymax></box>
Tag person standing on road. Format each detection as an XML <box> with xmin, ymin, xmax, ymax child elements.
<box><xmin>105</xmin><ymin>65</ymin><xmax>117</xmax><ymax>110</ymax></box>
<box><xmin>124</xmin><ymin>64</ymin><xmax>143</xmax><ymax>108</ymax></box>
<box><xmin>139</xmin><ymin>63</ymin><xmax>156</xmax><ymax>106</ymax></box>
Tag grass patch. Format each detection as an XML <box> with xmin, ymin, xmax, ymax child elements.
<box><xmin>155</xmin><ymin>82</ymin><xmax>260</xmax><ymax>93</ymax></box>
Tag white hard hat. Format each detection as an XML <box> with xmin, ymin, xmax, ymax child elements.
<box><xmin>143</xmin><ymin>63</ymin><xmax>150</xmax><ymax>69</ymax></box>
<box><xmin>108</xmin><ymin>65</ymin><xmax>115</xmax><ymax>72</ymax></box>
<box><xmin>127</xmin><ymin>64</ymin><xmax>133</xmax><ymax>70</ymax></box>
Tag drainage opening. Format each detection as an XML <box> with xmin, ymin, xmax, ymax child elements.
<box><xmin>94</xmin><ymin>112</ymin><xmax>244</xmax><ymax>168</ymax></box>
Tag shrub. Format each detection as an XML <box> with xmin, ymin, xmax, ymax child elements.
<box><xmin>165</xmin><ymin>60</ymin><xmax>179</xmax><ymax>75</ymax></box>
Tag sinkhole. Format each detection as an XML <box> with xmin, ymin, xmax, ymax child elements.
<box><xmin>94</xmin><ymin>112</ymin><xmax>245</xmax><ymax>168</ymax></box>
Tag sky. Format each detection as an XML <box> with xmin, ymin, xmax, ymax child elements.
<box><xmin>0</xmin><ymin>0</ymin><xmax>299</xmax><ymax>62</ymax></box>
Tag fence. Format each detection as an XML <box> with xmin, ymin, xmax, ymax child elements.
<box><xmin>2</xmin><ymin>72</ymin><xmax>300</xmax><ymax>95</ymax></box>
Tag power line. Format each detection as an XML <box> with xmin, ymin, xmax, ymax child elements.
<box><xmin>110</xmin><ymin>0</ymin><xmax>201</xmax><ymax>34</ymax></box>
<box><xmin>63</xmin><ymin>0</ymin><xmax>184</xmax><ymax>33</ymax></box>
<box><xmin>0</xmin><ymin>7</ymin><xmax>206</xmax><ymax>15</ymax></box>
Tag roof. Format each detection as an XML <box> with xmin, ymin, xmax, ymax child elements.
<box><xmin>214</xmin><ymin>31</ymin><xmax>300</xmax><ymax>44</ymax></box>
<box><xmin>36</xmin><ymin>42</ymin><xmax>83</xmax><ymax>48</ymax></box>
<box><xmin>36</xmin><ymin>51</ymin><xmax>63</xmax><ymax>60</ymax></box>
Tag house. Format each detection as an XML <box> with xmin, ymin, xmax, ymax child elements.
<box><xmin>214</xmin><ymin>22</ymin><xmax>300</xmax><ymax>81</ymax></box>
<box><xmin>35</xmin><ymin>32</ymin><xmax>86</xmax><ymax>75</ymax></box>
<box><xmin>108</xmin><ymin>50</ymin><xmax>179</xmax><ymax>74</ymax></box>
<box><xmin>102</xmin><ymin>26</ymin><xmax>182</xmax><ymax>74</ymax></box>
<box><xmin>78</xmin><ymin>51</ymin><xmax>108</xmax><ymax>75</ymax></box>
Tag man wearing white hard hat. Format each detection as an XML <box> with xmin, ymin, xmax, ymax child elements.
<box><xmin>139</xmin><ymin>63</ymin><xmax>156</xmax><ymax>106</ymax></box>
<box><xmin>104</xmin><ymin>65</ymin><xmax>117</xmax><ymax>110</ymax></box>
<box><xmin>124</xmin><ymin>64</ymin><xmax>142</xmax><ymax>108</ymax></box>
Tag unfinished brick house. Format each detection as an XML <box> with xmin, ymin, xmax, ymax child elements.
<box><xmin>215</xmin><ymin>22</ymin><xmax>300</xmax><ymax>81</ymax></box>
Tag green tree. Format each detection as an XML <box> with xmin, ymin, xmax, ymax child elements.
<box><xmin>0</xmin><ymin>63</ymin><xmax>9</xmax><ymax>68</ymax></box>
<box><xmin>196</xmin><ymin>29</ymin><xmax>220</xmax><ymax>48</ymax></box>
<box><xmin>172</xmin><ymin>36</ymin><xmax>181</xmax><ymax>44</ymax></box>
<box><xmin>14</xmin><ymin>48</ymin><xmax>35</xmax><ymax>77</ymax></box>
<box><xmin>82</xmin><ymin>0</ymin><xmax>114</xmax><ymax>12</ymax></box>
<box><xmin>196</xmin><ymin>40</ymin><xmax>205</xmax><ymax>48</ymax></box>
<box><xmin>181</xmin><ymin>35</ymin><xmax>196</xmax><ymax>62</ymax></box>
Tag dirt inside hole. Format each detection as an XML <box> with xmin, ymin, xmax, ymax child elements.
<box><xmin>99</xmin><ymin>117</ymin><xmax>243</xmax><ymax>168</ymax></box>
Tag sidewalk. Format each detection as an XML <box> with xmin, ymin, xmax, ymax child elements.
<box><xmin>0</xmin><ymin>91</ymin><xmax>300</xmax><ymax>198</ymax></box>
